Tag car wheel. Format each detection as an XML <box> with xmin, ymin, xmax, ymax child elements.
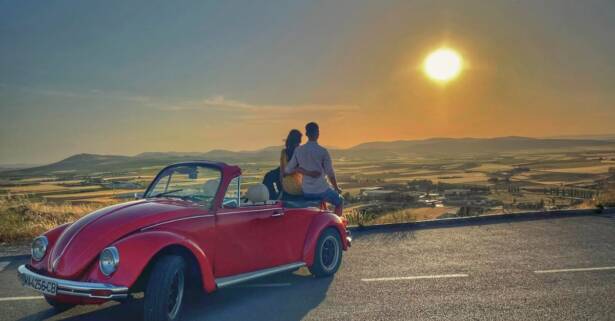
<box><xmin>44</xmin><ymin>296</ymin><xmax>75</xmax><ymax>312</ymax></box>
<box><xmin>144</xmin><ymin>255</ymin><xmax>186</xmax><ymax>321</ymax></box>
<box><xmin>309</xmin><ymin>228</ymin><xmax>343</xmax><ymax>277</ymax></box>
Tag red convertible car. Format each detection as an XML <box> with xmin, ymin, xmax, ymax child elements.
<box><xmin>18</xmin><ymin>161</ymin><xmax>351</xmax><ymax>321</ymax></box>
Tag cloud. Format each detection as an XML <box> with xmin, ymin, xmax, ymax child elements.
<box><xmin>154</xmin><ymin>94</ymin><xmax>359</xmax><ymax>123</ymax></box>
<box><xmin>2</xmin><ymin>84</ymin><xmax>358</xmax><ymax>122</ymax></box>
<box><xmin>2</xmin><ymin>85</ymin><xmax>158</xmax><ymax>103</ymax></box>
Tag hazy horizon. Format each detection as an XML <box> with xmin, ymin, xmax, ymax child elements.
<box><xmin>3</xmin><ymin>133</ymin><xmax>615</xmax><ymax>168</ymax></box>
<box><xmin>2</xmin><ymin>0</ymin><xmax>615</xmax><ymax>164</ymax></box>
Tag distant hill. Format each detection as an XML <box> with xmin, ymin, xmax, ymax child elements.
<box><xmin>0</xmin><ymin>163</ymin><xmax>42</xmax><ymax>173</ymax></box>
<box><xmin>545</xmin><ymin>134</ymin><xmax>615</xmax><ymax>141</ymax></box>
<box><xmin>349</xmin><ymin>136</ymin><xmax>615</xmax><ymax>154</ymax></box>
<box><xmin>2</xmin><ymin>153</ymin><xmax>134</xmax><ymax>177</ymax></box>
<box><xmin>3</xmin><ymin>137</ymin><xmax>615</xmax><ymax>178</ymax></box>
<box><xmin>0</xmin><ymin>149</ymin><xmax>282</xmax><ymax>177</ymax></box>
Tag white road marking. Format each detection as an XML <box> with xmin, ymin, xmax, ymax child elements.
<box><xmin>0</xmin><ymin>262</ymin><xmax>10</xmax><ymax>272</ymax></box>
<box><xmin>235</xmin><ymin>283</ymin><xmax>292</xmax><ymax>288</ymax></box>
<box><xmin>361</xmin><ymin>273</ymin><xmax>469</xmax><ymax>282</ymax></box>
<box><xmin>534</xmin><ymin>266</ymin><xmax>615</xmax><ymax>274</ymax></box>
<box><xmin>0</xmin><ymin>296</ymin><xmax>44</xmax><ymax>302</ymax></box>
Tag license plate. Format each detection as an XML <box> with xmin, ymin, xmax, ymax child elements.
<box><xmin>20</xmin><ymin>273</ymin><xmax>57</xmax><ymax>296</ymax></box>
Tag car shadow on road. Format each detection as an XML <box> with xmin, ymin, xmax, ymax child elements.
<box><xmin>19</xmin><ymin>269</ymin><xmax>333</xmax><ymax>321</ymax></box>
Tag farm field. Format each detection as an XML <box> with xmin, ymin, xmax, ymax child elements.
<box><xmin>1</xmin><ymin>144</ymin><xmax>615</xmax><ymax>242</ymax></box>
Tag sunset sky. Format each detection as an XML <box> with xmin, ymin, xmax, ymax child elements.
<box><xmin>1</xmin><ymin>0</ymin><xmax>615</xmax><ymax>164</ymax></box>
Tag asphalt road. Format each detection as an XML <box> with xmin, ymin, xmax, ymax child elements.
<box><xmin>1</xmin><ymin>213</ymin><xmax>614</xmax><ymax>321</ymax></box>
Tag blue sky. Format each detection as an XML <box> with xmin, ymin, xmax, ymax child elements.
<box><xmin>1</xmin><ymin>0</ymin><xmax>615</xmax><ymax>164</ymax></box>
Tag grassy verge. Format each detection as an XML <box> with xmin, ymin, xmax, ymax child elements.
<box><xmin>0</xmin><ymin>196</ymin><xmax>114</xmax><ymax>243</ymax></box>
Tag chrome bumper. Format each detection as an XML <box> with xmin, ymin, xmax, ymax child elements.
<box><xmin>346</xmin><ymin>230</ymin><xmax>352</xmax><ymax>247</ymax></box>
<box><xmin>17</xmin><ymin>265</ymin><xmax>128</xmax><ymax>300</ymax></box>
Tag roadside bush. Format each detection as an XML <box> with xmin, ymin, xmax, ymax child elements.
<box><xmin>596</xmin><ymin>191</ymin><xmax>615</xmax><ymax>208</ymax></box>
<box><xmin>0</xmin><ymin>195</ymin><xmax>100</xmax><ymax>242</ymax></box>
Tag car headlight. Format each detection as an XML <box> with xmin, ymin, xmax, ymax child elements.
<box><xmin>99</xmin><ymin>247</ymin><xmax>120</xmax><ymax>276</ymax></box>
<box><xmin>31</xmin><ymin>236</ymin><xmax>48</xmax><ymax>261</ymax></box>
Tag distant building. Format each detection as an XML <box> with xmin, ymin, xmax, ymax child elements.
<box><xmin>360</xmin><ymin>187</ymin><xmax>384</xmax><ymax>194</ymax></box>
<box><xmin>444</xmin><ymin>189</ymin><xmax>471</xmax><ymax>197</ymax></box>
<box><xmin>362</xmin><ymin>189</ymin><xmax>395</xmax><ymax>199</ymax></box>
<box><xmin>103</xmin><ymin>181</ymin><xmax>142</xmax><ymax>189</ymax></box>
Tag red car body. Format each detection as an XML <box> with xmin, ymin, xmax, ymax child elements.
<box><xmin>18</xmin><ymin>161</ymin><xmax>350</xmax><ymax>317</ymax></box>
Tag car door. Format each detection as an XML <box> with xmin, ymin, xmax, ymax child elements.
<box><xmin>255</xmin><ymin>205</ymin><xmax>319</xmax><ymax>266</ymax></box>
<box><xmin>213</xmin><ymin>177</ymin><xmax>279</xmax><ymax>277</ymax></box>
<box><xmin>214</xmin><ymin>204</ymin><xmax>279</xmax><ymax>277</ymax></box>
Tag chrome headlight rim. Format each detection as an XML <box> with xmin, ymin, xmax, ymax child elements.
<box><xmin>99</xmin><ymin>246</ymin><xmax>120</xmax><ymax>277</ymax></box>
<box><xmin>31</xmin><ymin>236</ymin><xmax>48</xmax><ymax>262</ymax></box>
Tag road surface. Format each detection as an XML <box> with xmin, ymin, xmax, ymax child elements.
<box><xmin>1</xmin><ymin>213</ymin><xmax>614</xmax><ymax>321</ymax></box>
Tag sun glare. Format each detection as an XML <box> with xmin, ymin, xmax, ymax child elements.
<box><xmin>423</xmin><ymin>48</ymin><xmax>463</xmax><ymax>83</ymax></box>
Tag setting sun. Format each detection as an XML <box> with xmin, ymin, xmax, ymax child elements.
<box><xmin>423</xmin><ymin>48</ymin><xmax>463</xmax><ymax>82</ymax></box>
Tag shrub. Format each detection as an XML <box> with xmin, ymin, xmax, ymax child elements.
<box><xmin>0</xmin><ymin>195</ymin><xmax>104</xmax><ymax>242</ymax></box>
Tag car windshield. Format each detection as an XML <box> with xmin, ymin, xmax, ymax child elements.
<box><xmin>145</xmin><ymin>165</ymin><xmax>221</xmax><ymax>208</ymax></box>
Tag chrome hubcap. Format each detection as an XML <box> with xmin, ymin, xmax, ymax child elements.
<box><xmin>321</xmin><ymin>235</ymin><xmax>340</xmax><ymax>271</ymax></box>
<box><xmin>167</xmin><ymin>269</ymin><xmax>184</xmax><ymax>320</ymax></box>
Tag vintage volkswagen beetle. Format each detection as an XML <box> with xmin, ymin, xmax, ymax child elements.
<box><xmin>18</xmin><ymin>161</ymin><xmax>351</xmax><ymax>321</ymax></box>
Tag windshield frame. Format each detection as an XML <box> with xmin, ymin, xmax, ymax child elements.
<box><xmin>143</xmin><ymin>163</ymin><xmax>223</xmax><ymax>208</ymax></box>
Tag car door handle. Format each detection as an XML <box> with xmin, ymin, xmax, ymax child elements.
<box><xmin>271</xmin><ymin>209</ymin><xmax>285</xmax><ymax>217</ymax></box>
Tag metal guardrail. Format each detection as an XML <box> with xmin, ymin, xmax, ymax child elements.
<box><xmin>347</xmin><ymin>207</ymin><xmax>615</xmax><ymax>232</ymax></box>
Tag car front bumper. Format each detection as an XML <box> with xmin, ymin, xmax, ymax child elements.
<box><xmin>17</xmin><ymin>265</ymin><xmax>128</xmax><ymax>300</ymax></box>
<box><xmin>346</xmin><ymin>230</ymin><xmax>352</xmax><ymax>247</ymax></box>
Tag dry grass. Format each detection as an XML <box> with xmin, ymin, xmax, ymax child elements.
<box><xmin>43</xmin><ymin>189</ymin><xmax>140</xmax><ymax>201</ymax></box>
<box><xmin>596</xmin><ymin>189</ymin><xmax>615</xmax><ymax>207</ymax></box>
<box><xmin>0</xmin><ymin>195</ymin><xmax>113</xmax><ymax>242</ymax></box>
<box><xmin>344</xmin><ymin>206</ymin><xmax>456</xmax><ymax>226</ymax></box>
<box><xmin>369</xmin><ymin>207</ymin><xmax>454</xmax><ymax>225</ymax></box>
<box><xmin>6</xmin><ymin>184</ymin><xmax>101</xmax><ymax>195</ymax></box>
<box><xmin>546</xmin><ymin>164</ymin><xmax>614</xmax><ymax>174</ymax></box>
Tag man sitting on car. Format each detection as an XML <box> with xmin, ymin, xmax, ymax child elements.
<box><xmin>285</xmin><ymin>122</ymin><xmax>344</xmax><ymax>216</ymax></box>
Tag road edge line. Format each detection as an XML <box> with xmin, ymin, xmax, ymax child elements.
<box><xmin>534</xmin><ymin>266</ymin><xmax>615</xmax><ymax>274</ymax></box>
<box><xmin>361</xmin><ymin>273</ymin><xmax>469</xmax><ymax>282</ymax></box>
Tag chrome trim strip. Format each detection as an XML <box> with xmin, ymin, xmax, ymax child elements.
<box><xmin>17</xmin><ymin>265</ymin><xmax>128</xmax><ymax>299</ymax></box>
<box><xmin>141</xmin><ymin>207</ymin><xmax>283</xmax><ymax>231</ymax></box>
<box><xmin>237</xmin><ymin>176</ymin><xmax>242</xmax><ymax>209</ymax></box>
<box><xmin>215</xmin><ymin>262</ymin><xmax>305</xmax><ymax>288</ymax></box>
<box><xmin>141</xmin><ymin>214</ymin><xmax>215</xmax><ymax>231</ymax></box>
<box><xmin>216</xmin><ymin>208</ymin><xmax>278</xmax><ymax>216</ymax></box>
<box><xmin>52</xmin><ymin>223</ymin><xmax>87</xmax><ymax>272</ymax></box>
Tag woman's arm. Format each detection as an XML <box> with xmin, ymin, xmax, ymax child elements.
<box><xmin>281</xmin><ymin>150</ymin><xmax>296</xmax><ymax>177</ymax></box>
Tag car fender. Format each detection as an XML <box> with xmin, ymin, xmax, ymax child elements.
<box><xmin>86</xmin><ymin>230</ymin><xmax>216</xmax><ymax>293</ymax></box>
<box><xmin>302</xmin><ymin>213</ymin><xmax>348</xmax><ymax>267</ymax></box>
<box><xmin>30</xmin><ymin>223</ymin><xmax>71</xmax><ymax>271</ymax></box>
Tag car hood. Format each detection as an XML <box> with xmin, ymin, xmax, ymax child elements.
<box><xmin>47</xmin><ymin>198</ymin><xmax>206</xmax><ymax>278</ymax></box>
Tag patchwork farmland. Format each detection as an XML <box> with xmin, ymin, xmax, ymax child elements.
<box><xmin>1</xmin><ymin>137</ymin><xmax>615</xmax><ymax>241</ymax></box>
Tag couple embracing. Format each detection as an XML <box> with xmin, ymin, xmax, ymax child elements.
<box><xmin>263</xmin><ymin>122</ymin><xmax>343</xmax><ymax>216</ymax></box>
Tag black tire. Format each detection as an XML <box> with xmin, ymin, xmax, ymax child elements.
<box><xmin>309</xmin><ymin>228</ymin><xmax>343</xmax><ymax>277</ymax></box>
<box><xmin>45</xmin><ymin>296</ymin><xmax>75</xmax><ymax>312</ymax></box>
<box><xmin>144</xmin><ymin>255</ymin><xmax>186</xmax><ymax>321</ymax></box>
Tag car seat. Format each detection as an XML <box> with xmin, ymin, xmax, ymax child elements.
<box><xmin>243</xmin><ymin>184</ymin><xmax>276</xmax><ymax>206</ymax></box>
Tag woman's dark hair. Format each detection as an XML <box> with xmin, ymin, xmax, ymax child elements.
<box><xmin>285</xmin><ymin>129</ymin><xmax>302</xmax><ymax>161</ymax></box>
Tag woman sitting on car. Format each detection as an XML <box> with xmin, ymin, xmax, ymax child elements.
<box><xmin>262</xmin><ymin>129</ymin><xmax>320</xmax><ymax>200</ymax></box>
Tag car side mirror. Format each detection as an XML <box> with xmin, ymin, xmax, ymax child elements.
<box><xmin>134</xmin><ymin>192</ymin><xmax>144</xmax><ymax>199</ymax></box>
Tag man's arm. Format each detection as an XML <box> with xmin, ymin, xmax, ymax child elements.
<box><xmin>323</xmin><ymin>150</ymin><xmax>341</xmax><ymax>193</ymax></box>
<box><xmin>297</xmin><ymin>167</ymin><xmax>321</xmax><ymax>178</ymax></box>
<box><xmin>329</xmin><ymin>176</ymin><xmax>341</xmax><ymax>193</ymax></box>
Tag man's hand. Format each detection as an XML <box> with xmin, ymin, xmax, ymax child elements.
<box><xmin>297</xmin><ymin>167</ymin><xmax>321</xmax><ymax>178</ymax></box>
